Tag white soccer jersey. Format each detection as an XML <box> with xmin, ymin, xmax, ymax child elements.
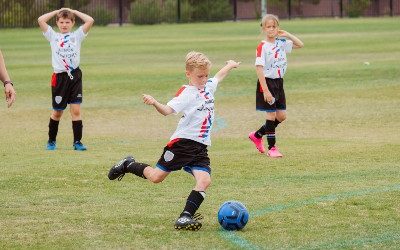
<box><xmin>43</xmin><ymin>25</ymin><xmax>87</xmax><ymax>73</ymax></box>
<box><xmin>167</xmin><ymin>77</ymin><xmax>219</xmax><ymax>146</ymax></box>
<box><xmin>255</xmin><ymin>38</ymin><xmax>293</xmax><ymax>79</ymax></box>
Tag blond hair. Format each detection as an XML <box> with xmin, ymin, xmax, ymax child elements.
<box><xmin>185</xmin><ymin>51</ymin><xmax>211</xmax><ymax>71</ymax></box>
<box><xmin>260</xmin><ymin>14</ymin><xmax>279</xmax><ymax>29</ymax></box>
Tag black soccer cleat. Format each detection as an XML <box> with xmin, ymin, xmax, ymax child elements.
<box><xmin>108</xmin><ymin>156</ymin><xmax>135</xmax><ymax>181</ymax></box>
<box><xmin>174</xmin><ymin>213</ymin><xmax>203</xmax><ymax>231</ymax></box>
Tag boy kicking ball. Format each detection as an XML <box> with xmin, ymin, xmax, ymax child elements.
<box><xmin>108</xmin><ymin>51</ymin><xmax>240</xmax><ymax>231</ymax></box>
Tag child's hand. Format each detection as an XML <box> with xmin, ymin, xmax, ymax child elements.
<box><xmin>59</xmin><ymin>7</ymin><xmax>73</xmax><ymax>12</ymax></box>
<box><xmin>278</xmin><ymin>30</ymin><xmax>289</xmax><ymax>37</ymax></box>
<box><xmin>143</xmin><ymin>94</ymin><xmax>156</xmax><ymax>105</ymax></box>
<box><xmin>226</xmin><ymin>60</ymin><xmax>241</xmax><ymax>69</ymax></box>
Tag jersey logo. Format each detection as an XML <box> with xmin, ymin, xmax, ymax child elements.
<box><xmin>163</xmin><ymin>150</ymin><xmax>174</xmax><ymax>162</ymax></box>
<box><xmin>55</xmin><ymin>96</ymin><xmax>62</xmax><ymax>104</ymax></box>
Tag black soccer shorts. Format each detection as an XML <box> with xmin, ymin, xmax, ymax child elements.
<box><xmin>51</xmin><ymin>68</ymin><xmax>83</xmax><ymax>110</ymax></box>
<box><xmin>156</xmin><ymin>138</ymin><xmax>211</xmax><ymax>175</ymax></box>
<box><xmin>256</xmin><ymin>77</ymin><xmax>286</xmax><ymax>112</ymax></box>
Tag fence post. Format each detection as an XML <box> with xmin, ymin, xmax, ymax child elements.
<box><xmin>177</xmin><ymin>0</ymin><xmax>181</xmax><ymax>23</ymax></box>
<box><xmin>233</xmin><ymin>0</ymin><xmax>237</xmax><ymax>21</ymax></box>
<box><xmin>340</xmin><ymin>0</ymin><xmax>343</xmax><ymax>17</ymax></box>
<box><xmin>288</xmin><ymin>0</ymin><xmax>291</xmax><ymax>19</ymax></box>
<box><xmin>119</xmin><ymin>0</ymin><xmax>123</xmax><ymax>26</ymax></box>
<box><xmin>59</xmin><ymin>0</ymin><xmax>65</xmax><ymax>8</ymax></box>
<box><xmin>390</xmin><ymin>0</ymin><xmax>393</xmax><ymax>16</ymax></box>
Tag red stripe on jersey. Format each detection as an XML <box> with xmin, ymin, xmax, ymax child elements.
<box><xmin>256</xmin><ymin>42</ymin><xmax>265</xmax><ymax>57</ymax></box>
<box><xmin>167</xmin><ymin>138</ymin><xmax>180</xmax><ymax>148</ymax></box>
<box><xmin>175</xmin><ymin>86</ymin><xmax>186</xmax><ymax>97</ymax></box>
<box><xmin>277</xmin><ymin>68</ymin><xmax>281</xmax><ymax>78</ymax></box>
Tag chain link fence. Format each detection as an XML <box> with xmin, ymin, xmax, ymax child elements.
<box><xmin>0</xmin><ymin>0</ymin><xmax>399</xmax><ymax>28</ymax></box>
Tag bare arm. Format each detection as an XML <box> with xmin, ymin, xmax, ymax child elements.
<box><xmin>214</xmin><ymin>60</ymin><xmax>241</xmax><ymax>83</ymax></box>
<box><xmin>279</xmin><ymin>30</ymin><xmax>304</xmax><ymax>49</ymax></box>
<box><xmin>69</xmin><ymin>9</ymin><xmax>94</xmax><ymax>34</ymax></box>
<box><xmin>256</xmin><ymin>65</ymin><xmax>274</xmax><ymax>104</ymax></box>
<box><xmin>0</xmin><ymin>50</ymin><xmax>16</xmax><ymax>108</ymax></box>
<box><xmin>143</xmin><ymin>94</ymin><xmax>175</xmax><ymax>116</ymax></box>
<box><xmin>37</xmin><ymin>10</ymin><xmax>59</xmax><ymax>32</ymax></box>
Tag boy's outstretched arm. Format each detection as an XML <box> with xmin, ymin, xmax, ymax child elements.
<box><xmin>143</xmin><ymin>94</ymin><xmax>175</xmax><ymax>116</ymax></box>
<box><xmin>38</xmin><ymin>10</ymin><xmax>59</xmax><ymax>32</ymax></box>
<box><xmin>64</xmin><ymin>8</ymin><xmax>94</xmax><ymax>34</ymax></box>
<box><xmin>214</xmin><ymin>60</ymin><xmax>241</xmax><ymax>83</ymax></box>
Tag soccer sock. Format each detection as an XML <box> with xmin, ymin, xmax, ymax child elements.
<box><xmin>180</xmin><ymin>190</ymin><xmax>205</xmax><ymax>217</ymax></box>
<box><xmin>126</xmin><ymin>162</ymin><xmax>149</xmax><ymax>179</ymax></box>
<box><xmin>265</xmin><ymin>119</ymin><xmax>276</xmax><ymax>150</ymax></box>
<box><xmin>255</xmin><ymin>119</ymin><xmax>268</xmax><ymax>138</ymax></box>
<box><xmin>72</xmin><ymin>120</ymin><xmax>83</xmax><ymax>143</ymax></box>
<box><xmin>48</xmin><ymin>118</ymin><xmax>59</xmax><ymax>142</ymax></box>
<box><xmin>274</xmin><ymin>119</ymin><xmax>281</xmax><ymax>128</ymax></box>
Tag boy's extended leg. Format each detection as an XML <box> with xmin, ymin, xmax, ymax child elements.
<box><xmin>108</xmin><ymin>156</ymin><xmax>149</xmax><ymax>181</ymax></box>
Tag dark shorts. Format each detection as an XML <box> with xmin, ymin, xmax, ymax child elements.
<box><xmin>256</xmin><ymin>78</ymin><xmax>286</xmax><ymax>112</ymax></box>
<box><xmin>51</xmin><ymin>68</ymin><xmax>83</xmax><ymax>110</ymax></box>
<box><xmin>156</xmin><ymin>138</ymin><xmax>211</xmax><ymax>175</ymax></box>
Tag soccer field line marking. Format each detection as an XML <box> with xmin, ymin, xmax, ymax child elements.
<box><xmin>220</xmin><ymin>183</ymin><xmax>400</xmax><ymax>249</ymax></box>
<box><xmin>251</xmin><ymin>183</ymin><xmax>400</xmax><ymax>218</ymax></box>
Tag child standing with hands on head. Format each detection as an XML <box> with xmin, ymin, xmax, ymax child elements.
<box><xmin>38</xmin><ymin>8</ymin><xmax>94</xmax><ymax>151</ymax></box>
<box><xmin>249</xmin><ymin>14</ymin><xmax>303</xmax><ymax>158</ymax></box>
<box><xmin>108</xmin><ymin>51</ymin><xmax>240</xmax><ymax>231</ymax></box>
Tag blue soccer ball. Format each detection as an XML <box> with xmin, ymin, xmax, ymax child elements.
<box><xmin>218</xmin><ymin>200</ymin><xmax>249</xmax><ymax>230</ymax></box>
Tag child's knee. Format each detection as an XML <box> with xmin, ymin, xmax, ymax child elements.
<box><xmin>197</xmin><ymin>176</ymin><xmax>211</xmax><ymax>189</ymax></box>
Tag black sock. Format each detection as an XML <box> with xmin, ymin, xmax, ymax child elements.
<box><xmin>180</xmin><ymin>190</ymin><xmax>205</xmax><ymax>217</ymax></box>
<box><xmin>126</xmin><ymin>162</ymin><xmax>149</xmax><ymax>179</ymax></box>
<box><xmin>274</xmin><ymin>119</ymin><xmax>281</xmax><ymax>128</ymax></box>
<box><xmin>255</xmin><ymin>119</ymin><xmax>269</xmax><ymax>138</ymax></box>
<box><xmin>48</xmin><ymin>118</ymin><xmax>59</xmax><ymax>142</ymax></box>
<box><xmin>265</xmin><ymin>120</ymin><xmax>276</xmax><ymax>149</ymax></box>
<box><xmin>72</xmin><ymin>120</ymin><xmax>83</xmax><ymax>143</ymax></box>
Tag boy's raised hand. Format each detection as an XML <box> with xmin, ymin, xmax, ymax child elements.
<box><xmin>226</xmin><ymin>60</ymin><xmax>241</xmax><ymax>69</ymax></box>
<box><xmin>142</xmin><ymin>94</ymin><xmax>156</xmax><ymax>105</ymax></box>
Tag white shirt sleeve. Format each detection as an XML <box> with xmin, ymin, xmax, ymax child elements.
<box><xmin>206</xmin><ymin>77</ymin><xmax>218</xmax><ymax>94</ymax></box>
<box><xmin>167</xmin><ymin>87</ymin><xmax>191</xmax><ymax>114</ymax></box>
<box><xmin>284</xmin><ymin>39</ymin><xmax>293</xmax><ymax>54</ymax></box>
<box><xmin>75</xmin><ymin>26</ymin><xmax>87</xmax><ymax>43</ymax></box>
<box><xmin>43</xmin><ymin>25</ymin><xmax>54</xmax><ymax>42</ymax></box>
<box><xmin>255</xmin><ymin>42</ymin><xmax>266</xmax><ymax>66</ymax></box>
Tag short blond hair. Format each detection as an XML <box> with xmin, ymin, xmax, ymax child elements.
<box><xmin>260</xmin><ymin>14</ymin><xmax>279</xmax><ymax>29</ymax></box>
<box><xmin>185</xmin><ymin>51</ymin><xmax>211</xmax><ymax>71</ymax></box>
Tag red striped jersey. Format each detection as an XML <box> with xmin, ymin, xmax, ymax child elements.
<box><xmin>43</xmin><ymin>25</ymin><xmax>87</xmax><ymax>73</ymax></box>
<box><xmin>167</xmin><ymin>77</ymin><xmax>218</xmax><ymax>146</ymax></box>
<box><xmin>255</xmin><ymin>38</ymin><xmax>293</xmax><ymax>79</ymax></box>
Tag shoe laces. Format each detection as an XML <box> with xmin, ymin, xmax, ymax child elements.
<box><xmin>192</xmin><ymin>213</ymin><xmax>203</xmax><ymax>221</ymax></box>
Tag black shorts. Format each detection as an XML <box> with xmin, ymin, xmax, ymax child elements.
<box><xmin>51</xmin><ymin>68</ymin><xmax>83</xmax><ymax>110</ymax></box>
<box><xmin>156</xmin><ymin>138</ymin><xmax>211</xmax><ymax>175</ymax></box>
<box><xmin>256</xmin><ymin>78</ymin><xmax>286</xmax><ymax>112</ymax></box>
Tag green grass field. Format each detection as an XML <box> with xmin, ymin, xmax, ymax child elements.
<box><xmin>1</xmin><ymin>17</ymin><xmax>400</xmax><ymax>249</ymax></box>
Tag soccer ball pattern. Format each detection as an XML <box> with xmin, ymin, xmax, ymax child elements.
<box><xmin>218</xmin><ymin>200</ymin><xmax>249</xmax><ymax>230</ymax></box>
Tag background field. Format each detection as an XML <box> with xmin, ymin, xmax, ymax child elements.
<box><xmin>1</xmin><ymin>17</ymin><xmax>399</xmax><ymax>249</ymax></box>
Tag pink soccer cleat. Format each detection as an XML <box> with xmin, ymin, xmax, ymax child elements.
<box><xmin>248</xmin><ymin>131</ymin><xmax>266</xmax><ymax>153</ymax></box>
<box><xmin>267</xmin><ymin>146</ymin><xmax>283</xmax><ymax>158</ymax></box>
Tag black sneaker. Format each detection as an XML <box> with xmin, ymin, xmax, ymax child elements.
<box><xmin>108</xmin><ymin>156</ymin><xmax>135</xmax><ymax>181</ymax></box>
<box><xmin>174</xmin><ymin>213</ymin><xmax>203</xmax><ymax>231</ymax></box>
